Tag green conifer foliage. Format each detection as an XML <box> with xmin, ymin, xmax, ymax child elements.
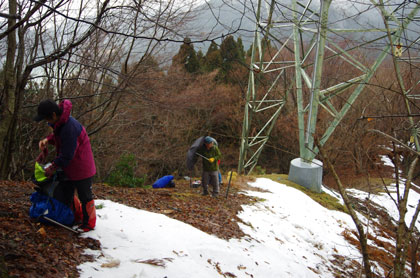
<box><xmin>218</xmin><ymin>35</ymin><xmax>241</xmax><ymax>82</ymax></box>
<box><xmin>172</xmin><ymin>37</ymin><xmax>200</xmax><ymax>73</ymax></box>
<box><xmin>246</xmin><ymin>44</ymin><xmax>253</xmax><ymax>57</ymax></box>
<box><xmin>237</xmin><ymin>37</ymin><xmax>246</xmax><ymax>62</ymax></box>
<box><xmin>203</xmin><ymin>41</ymin><xmax>222</xmax><ymax>72</ymax></box>
<box><xmin>196</xmin><ymin>49</ymin><xmax>204</xmax><ymax>72</ymax></box>
<box><xmin>220</xmin><ymin>36</ymin><xmax>240</xmax><ymax>65</ymax></box>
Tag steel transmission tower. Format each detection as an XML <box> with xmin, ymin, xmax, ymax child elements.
<box><xmin>238</xmin><ymin>0</ymin><xmax>420</xmax><ymax>190</ymax></box>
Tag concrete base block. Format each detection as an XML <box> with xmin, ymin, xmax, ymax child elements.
<box><xmin>288</xmin><ymin>158</ymin><xmax>323</xmax><ymax>193</ymax></box>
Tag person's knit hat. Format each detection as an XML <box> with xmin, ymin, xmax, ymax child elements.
<box><xmin>204</xmin><ymin>136</ymin><xmax>213</xmax><ymax>144</ymax></box>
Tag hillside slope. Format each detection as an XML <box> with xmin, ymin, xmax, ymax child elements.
<box><xmin>1</xmin><ymin>173</ymin><xmax>419</xmax><ymax>277</ymax></box>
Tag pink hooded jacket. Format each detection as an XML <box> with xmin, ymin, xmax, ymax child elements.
<box><xmin>46</xmin><ymin>100</ymin><xmax>96</xmax><ymax>181</ymax></box>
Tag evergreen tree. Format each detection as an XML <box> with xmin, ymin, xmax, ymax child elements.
<box><xmin>246</xmin><ymin>44</ymin><xmax>253</xmax><ymax>57</ymax></box>
<box><xmin>207</xmin><ymin>41</ymin><xmax>219</xmax><ymax>54</ymax></box>
<box><xmin>197</xmin><ymin>49</ymin><xmax>204</xmax><ymax>72</ymax></box>
<box><xmin>203</xmin><ymin>41</ymin><xmax>222</xmax><ymax>72</ymax></box>
<box><xmin>237</xmin><ymin>37</ymin><xmax>246</xmax><ymax>62</ymax></box>
<box><xmin>172</xmin><ymin>37</ymin><xmax>200</xmax><ymax>73</ymax></box>
<box><xmin>218</xmin><ymin>35</ymin><xmax>241</xmax><ymax>82</ymax></box>
<box><xmin>220</xmin><ymin>35</ymin><xmax>240</xmax><ymax>63</ymax></box>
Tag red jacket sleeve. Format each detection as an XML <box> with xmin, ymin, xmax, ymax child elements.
<box><xmin>47</xmin><ymin>134</ymin><xmax>56</xmax><ymax>145</ymax></box>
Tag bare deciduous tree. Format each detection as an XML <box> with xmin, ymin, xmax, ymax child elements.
<box><xmin>0</xmin><ymin>0</ymin><xmax>228</xmax><ymax>179</ymax></box>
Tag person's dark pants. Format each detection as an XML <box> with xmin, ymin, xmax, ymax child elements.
<box><xmin>202</xmin><ymin>171</ymin><xmax>219</xmax><ymax>196</ymax></box>
<box><xmin>54</xmin><ymin>177</ymin><xmax>96</xmax><ymax>229</ymax></box>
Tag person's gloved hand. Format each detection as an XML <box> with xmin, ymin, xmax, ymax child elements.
<box><xmin>208</xmin><ymin>157</ymin><xmax>215</xmax><ymax>163</ymax></box>
<box><xmin>44</xmin><ymin>162</ymin><xmax>57</xmax><ymax>178</ymax></box>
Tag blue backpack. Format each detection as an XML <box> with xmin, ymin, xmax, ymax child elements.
<box><xmin>30</xmin><ymin>168</ymin><xmax>75</xmax><ymax>226</ymax></box>
<box><xmin>152</xmin><ymin>175</ymin><xmax>174</xmax><ymax>188</ymax></box>
<box><xmin>29</xmin><ymin>191</ymin><xmax>75</xmax><ymax>226</ymax></box>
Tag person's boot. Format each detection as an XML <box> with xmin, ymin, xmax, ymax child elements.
<box><xmin>72</xmin><ymin>196</ymin><xmax>83</xmax><ymax>225</ymax></box>
<box><xmin>79</xmin><ymin>199</ymin><xmax>96</xmax><ymax>232</ymax></box>
<box><xmin>212</xmin><ymin>183</ymin><xmax>220</xmax><ymax>198</ymax></box>
<box><xmin>202</xmin><ymin>183</ymin><xmax>209</xmax><ymax>196</ymax></box>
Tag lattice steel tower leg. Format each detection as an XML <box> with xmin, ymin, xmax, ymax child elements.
<box><xmin>238</xmin><ymin>0</ymin><xmax>420</xmax><ymax>192</ymax></box>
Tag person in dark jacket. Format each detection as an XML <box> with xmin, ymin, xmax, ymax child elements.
<box><xmin>197</xmin><ymin>136</ymin><xmax>222</xmax><ymax>197</ymax></box>
<box><xmin>34</xmin><ymin>99</ymin><xmax>96</xmax><ymax>232</ymax></box>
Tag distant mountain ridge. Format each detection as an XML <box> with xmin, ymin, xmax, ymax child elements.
<box><xmin>183</xmin><ymin>0</ymin><xmax>416</xmax><ymax>53</ymax></box>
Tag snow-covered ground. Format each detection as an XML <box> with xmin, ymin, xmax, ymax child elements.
<box><xmin>77</xmin><ymin>153</ymin><xmax>420</xmax><ymax>277</ymax></box>
<box><xmin>79</xmin><ymin>176</ymin><xmax>416</xmax><ymax>278</ymax></box>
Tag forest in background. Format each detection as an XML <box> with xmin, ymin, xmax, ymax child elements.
<box><xmin>1</xmin><ymin>0</ymin><xmax>419</xmax><ymax>188</ymax></box>
<box><xmin>3</xmin><ymin>33</ymin><xmax>420</xmax><ymax>187</ymax></box>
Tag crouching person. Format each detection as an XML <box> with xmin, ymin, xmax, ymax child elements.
<box><xmin>34</xmin><ymin>99</ymin><xmax>96</xmax><ymax>232</ymax></box>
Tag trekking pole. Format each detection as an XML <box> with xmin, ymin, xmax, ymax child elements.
<box><xmin>195</xmin><ymin>153</ymin><xmax>210</xmax><ymax>161</ymax></box>
<box><xmin>225</xmin><ymin>171</ymin><xmax>233</xmax><ymax>199</ymax></box>
<box><xmin>42</xmin><ymin>215</ymin><xmax>80</xmax><ymax>234</ymax></box>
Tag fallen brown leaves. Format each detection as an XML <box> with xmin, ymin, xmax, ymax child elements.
<box><xmin>132</xmin><ymin>257</ymin><xmax>173</xmax><ymax>267</ymax></box>
<box><xmin>0</xmin><ymin>180</ymin><xmax>100</xmax><ymax>278</ymax></box>
<box><xmin>340</xmin><ymin>197</ymin><xmax>420</xmax><ymax>277</ymax></box>
<box><xmin>0</xmin><ymin>177</ymin><xmax>257</xmax><ymax>277</ymax></box>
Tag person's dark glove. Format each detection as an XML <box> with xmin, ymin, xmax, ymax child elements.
<box><xmin>36</xmin><ymin>148</ymin><xmax>48</xmax><ymax>163</ymax></box>
<box><xmin>44</xmin><ymin>162</ymin><xmax>57</xmax><ymax>178</ymax></box>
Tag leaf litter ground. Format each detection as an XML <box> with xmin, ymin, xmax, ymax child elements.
<box><xmin>0</xmin><ymin>177</ymin><xmax>259</xmax><ymax>277</ymax></box>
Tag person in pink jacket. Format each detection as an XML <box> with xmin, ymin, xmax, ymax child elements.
<box><xmin>34</xmin><ymin>99</ymin><xmax>96</xmax><ymax>232</ymax></box>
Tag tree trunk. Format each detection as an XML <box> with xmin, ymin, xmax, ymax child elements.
<box><xmin>394</xmin><ymin>157</ymin><xmax>418</xmax><ymax>278</ymax></box>
<box><xmin>318</xmin><ymin>142</ymin><xmax>373</xmax><ymax>278</ymax></box>
<box><xmin>411</xmin><ymin>235</ymin><xmax>419</xmax><ymax>278</ymax></box>
<box><xmin>0</xmin><ymin>0</ymin><xmax>17</xmax><ymax>179</ymax></box>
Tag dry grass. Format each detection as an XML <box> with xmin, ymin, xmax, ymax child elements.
<box><xmin>253</xmin><ymin>174</ymin><xmax>348</xmax><ymax>213</ymax></box>
<box><xmin>344</xmin><ymin>177</ymin><xmax>395</xmax><ymax>194</ymax></box>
